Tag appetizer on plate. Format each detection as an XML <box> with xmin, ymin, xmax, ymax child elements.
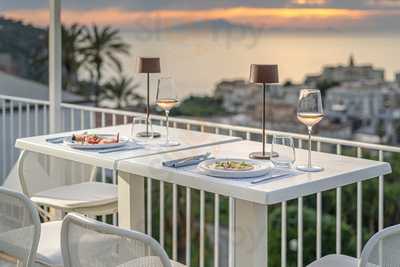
<box><xmin>72</xmin><ymin>133</ymin><xmax>120</xmax><ymax>145</ymax></box>
<box><xmin>212</xmin><ymin>160</ymin><xmax>255</xmax><ymax>171</ymax></box>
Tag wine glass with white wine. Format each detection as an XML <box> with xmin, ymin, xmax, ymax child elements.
<box><xmin>156</xmin><ymin>77</ymin><xmax>180</xmax><ymax>147</ymax></box>
<box><xmin>297</xmin><ymin>89</ymin><xmax>324</xmax><ymax>172</ymax></box>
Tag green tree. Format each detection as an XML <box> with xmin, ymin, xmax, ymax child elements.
<box><xmin>171</xmin><ymin>96</ymin><xmax>228</xmax><ymax>117</ymax></box>
<box><xmin>62</xmin><ymin>23</ymin><xmax>88</xmax><ymax>92</ymax></box>
<box><xmin>32</xmin><ymin>23</ymin><xmax>88</xmax><ymax>92</ymax></box>
<box><xmin>100</xmin><ymin>76</ymin><xmax>143</xmax><ymax>109</ymax></box>
<box><xmin>376</xmin><ymin>119</ymin><xmax>385</xmax><ymax>143</ymax></box>
<box><xmin>84</xmin><ymin>25</ymin><xmax>130</xmax><ymax>106</ymax></box>
<box><xmin>269</xmin><ymin>204</ymin><xmax>356</xmax><ymax>267</ymax></box>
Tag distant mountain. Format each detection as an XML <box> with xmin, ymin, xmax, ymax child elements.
<box><xmin>167</xmin><ymin>19</ymin><xmax>260</xmax><ymax>32</ymax></box>
<box><xmin>165</xmin><ymin>19</ymin><xmax>341</xmax><ymax>33</ymax></box>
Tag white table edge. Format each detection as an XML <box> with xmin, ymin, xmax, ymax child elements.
<box><xmin>117</xmin><ymin>160</ymin><xmax>391</xmax><ymax>205</ymax></box>
<box><xmin>265</xmin><ymin>162</ymin><xmax>392</xmax><ymax>205</ymax></box>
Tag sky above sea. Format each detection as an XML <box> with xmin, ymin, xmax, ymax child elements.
<box><xmin>1</xmin><ymin>1</ymin><xmax>400</xmax><ymax>99</ymax></box>
<box><xmin>2</xmin><ymin>0</ymin><xmax>400</xmax><ymax>32</ymax></box>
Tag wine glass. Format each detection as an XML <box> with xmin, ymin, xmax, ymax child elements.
<box><xmin>156</xmin><ymin>77</ymin><xmax>180</xmax><ymax>147</ymax></box>
<box><xmin>271</xmin><ymin>135</ymin><xmax>296</xmax><ymax>168</ymax></box>
<box><xmin>131</xmin><ymin>116</ymin><xmax>153</xmax><ymax>144</ymax></box>
<box><xmin>296</xmin><ymin>89</ymin><xmax>324</xmax><ymax>172</ymax></box>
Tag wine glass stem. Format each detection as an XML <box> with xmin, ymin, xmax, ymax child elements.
<box><xmin>165</xmin><ymin>110</ymin><xmax>170</xmax><ymax>145</ymax></box>
<box><xmin>308</xmin><ymin>126</ymin><xmax>312</xmax><ymax>168</ymax></box>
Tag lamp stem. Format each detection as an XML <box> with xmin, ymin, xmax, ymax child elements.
<box><xmin>262</xmin><ymin>83</ymin><xmax>266</xmax><ymax>156</ymax></box>
<box><xmin>146</xmin><ymin>72</ymin><xmax>150</xmax><ymax>135</ymax></box>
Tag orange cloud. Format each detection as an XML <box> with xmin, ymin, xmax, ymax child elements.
<box><xmin>0</xmin><ymin>6</ymin><xmax>384</xmax><ymax>29</ymax></box>
<box><xmin>291</xmin><ymin>0</ymin><xmax>328</xmax><ymax>5</ymax></box>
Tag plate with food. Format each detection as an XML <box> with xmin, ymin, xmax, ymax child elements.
<box><xmin>198</xmin><ymin>158</ymin><xmax>271</xmax><ymax>178</ymax></box>
<box><xmin>64</xmin><ymin>133</ymin><xmax>130</xmax><ymax>149</ymax></box>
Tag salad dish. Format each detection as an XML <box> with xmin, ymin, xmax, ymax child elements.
<box><xmin>198</xmin><ymin>158</ymin><xmax>271</xmax><ymax>179</ymax></box>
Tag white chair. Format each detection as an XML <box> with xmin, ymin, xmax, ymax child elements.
<box><xmin>0</xmin><ymin>187</ymin><xmax>63</xmax><ymax>267</ymax></box>
<box><xmin>307</xmin><ymin>224</ymin><xmax>400</xmax><ymax>267</ymax></box>
<box><xmin>17</xmin><ymin>151</ymin><xmax>117</xmax><ymax>220</ymax></box>
<box><xmin>61</xmin><ymin>213</ymin><xmax>187</xmax><ymax>267</ymax></box>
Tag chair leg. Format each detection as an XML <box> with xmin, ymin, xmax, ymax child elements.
<box><xmin>36</xmin><ymin>205</ymin><xmax>52</xmax><ymax>222</ymax></box>
<box><xmin>47</xmin><ymin>207</ymin><xmax>65</xmax><ymax>220</ymax></box>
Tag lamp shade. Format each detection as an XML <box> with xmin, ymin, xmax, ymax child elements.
<box><xmin>249</xmin><ymin>64</ymin><xmax>279</xmax><ymax>84</ymax></box>
<box><xmin>138</xmin><ymin>57</ymin><xmax>161</xmax><ymax>73</ymax></box>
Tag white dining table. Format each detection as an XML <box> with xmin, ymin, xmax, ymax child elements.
<box><xmin>117</xmin><ymin>140</ymin><xmax>391</xmax><ymax>266</ymax></box>
<box><xmin>15</xmin><ymin>126</ymin><xmax>391</xmax><ymax>267</ymax></box>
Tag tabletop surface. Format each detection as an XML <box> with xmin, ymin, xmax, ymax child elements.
<box><xmin>117</xmin><ymin>140</ymin><xmax>392</xmax><ymax>205</ymax></box>
<box><xmin>15</xmin><ymin>124</ymin><xmax>241</xmax><ymax>169</ymax></box>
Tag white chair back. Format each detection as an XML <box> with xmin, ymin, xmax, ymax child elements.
<box><xmin>360</xmin><ymin>224</ymin><xmax>400</xmax><ymax>267</ymax></box>
<box><xmin>61</xmin><ymin>213</ymin><xmax>172</xmax><ymax>267</ymax></box>
<box><xmin>0</xmin><ymin>187</ymin><xmax>41</xmax><ymax>267</ymax></box>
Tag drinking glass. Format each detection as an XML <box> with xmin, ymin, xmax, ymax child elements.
<box><xmin>297</xmin><ymin>89</ymin><xmax>324</xmax><ymax>172</ymax></box>
<box><xmin>271</xmin><ymin>135</ymin><xmax>296</xmax><ymax>168</ymax></box>
<box><xmin>131</xmin><ymin>116</ymin><xmax>153</xmax><ymax>144</ymax></box>
<box><xmin>156</xmin><ymin>77</ymin><xmax>180</xmax><ymax>147</ymax></box>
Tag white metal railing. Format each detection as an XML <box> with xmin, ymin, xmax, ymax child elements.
<box><xmin>1</xmin><ymin>94</ymin><xmax>397</xmax><ymax>266</ymax></box>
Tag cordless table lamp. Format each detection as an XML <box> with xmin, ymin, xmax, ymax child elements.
<box><xmin>249</xmin><ymin>64</ymin><xmax>279</xmax><ymax>160</ymax></box>
<box><xmin>138</xmin><ymin>57</ymin><xmax>161</xmax><ymax>138</ymax></box>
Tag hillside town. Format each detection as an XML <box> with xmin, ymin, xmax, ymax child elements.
<box><xmin>214</xmin><ymin>55</ymin><xmax>400</xmax><ymax>144</ymax></box>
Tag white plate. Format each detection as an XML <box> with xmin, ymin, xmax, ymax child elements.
<box><xmin>64</xmin><ymin>134</ymin><xmax>130</xmax><ymax>150</ymax></box>
<box><xmin>198</xmin><ymin>158</ymin><xmax>272</xmax><ymax>179</ymax></box>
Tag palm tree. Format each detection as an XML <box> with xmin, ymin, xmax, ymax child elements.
<box><xmin>100</xmin><ymin>76</ymin><xmax>143</xmax><ymax>109</ymax></box>
<box><xmin>84</xmin><ymin>25</ymin><xmax>130</xmax><ymax>106</ymax></box>
<box><xmin>62</xmin><ymin>24</ymin><xmax>88</xmax><ymax>92</ymax></box>
<box><xmin>31</xmin><ymin>24</ymin><xmax>88</xmax><ymax>92</ymax></box>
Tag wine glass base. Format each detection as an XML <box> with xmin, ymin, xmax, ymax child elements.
<box><xmin>296</xmin><ymin>165</ymin><xmax>324</xmax><ymax>172</ymax></box>
<box><xmin>249</xmin><ymin>151</ymin><xmax>279</xmax><ymax>160</ymax></box>
<box><xmin>159</xmin><ymin>141</ymin><xmax>180</xmax><ymax>147</ymax></box>
<box><xmin>137</xmin><ymin>131</ymin><xmax>161</xmax><ymax>138</ymax></box>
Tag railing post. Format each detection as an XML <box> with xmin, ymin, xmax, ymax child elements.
<box><xmin>49</xmin><ymin>0</ymin><xmax>62</xmax><ymax>133</ymax></box>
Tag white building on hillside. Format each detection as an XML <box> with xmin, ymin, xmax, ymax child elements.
<box><xmin>214</xmin><ymin>79</ymin><xmax>302</xmax><ymax>114</ymax></box>
<box><xmin>325</xmin><ymin>81</ymin><xmax>400</xmax><ymax>143</ymax></box>
<box><xmin>305</xmin><ymin>55</ymin><xmax>385</xmax><ymax>85</ymax></box>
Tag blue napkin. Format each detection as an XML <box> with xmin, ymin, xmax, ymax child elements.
<box><xmin>163</xmin><ymin>153</ymin><xmax>213</xmax><ymax>168</ymax></box>
<box><xmin>46</xmin><ymin>136</ymin><xmax>68</xmax><ymax>144</ymax></box>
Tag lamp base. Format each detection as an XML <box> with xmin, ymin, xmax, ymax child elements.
<box><xmin>137</xmin><ymin>131</ymin><xmax>161</xmax><ymax>138</ymax></box>
<box><xmin>249</xmin><ymin>151</ymin><xmax>279</xmax><ymax>160</ymax></box>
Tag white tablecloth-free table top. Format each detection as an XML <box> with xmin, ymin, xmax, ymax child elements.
<box><xmin>118</xmin><ymin>140</ymin><xmax>392</xmax><ymax>204</ymax></box>
<box><xmin>15</xmin><ymin>124</ymin><xmax>242</xmax><ymax>169</ymax></box>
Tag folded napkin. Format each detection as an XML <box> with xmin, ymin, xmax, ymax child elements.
<box><xmin>46</xmin><ymin>136</ymin><xmax>68</xmax><ymax>144</ymax></box>
<box><xmin>163</xmin><ymin>153</ymin><xmax>212</xmax><ymax>168</ymax></box>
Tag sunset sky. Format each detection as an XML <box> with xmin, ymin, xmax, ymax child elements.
<box><xmin>1</xmin><ymin>0</ymin><xmax>400</xmax><ymax>31</ymax></box>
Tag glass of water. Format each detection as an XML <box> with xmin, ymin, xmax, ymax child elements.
<box><xmin>271</xmin><ymin>135</ymin><xmax>296</xmax><ymax>168</ymax></box>
<box><xmin>131</xmin><ymin>116</ymin><xmax>153</xmax><ymax>144</ymax></box>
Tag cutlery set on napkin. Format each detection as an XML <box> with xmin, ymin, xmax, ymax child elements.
<box><xmin>162</xmin><ymin>153</ymin><xmax>213</xmax><ymax>168</ymax></box>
